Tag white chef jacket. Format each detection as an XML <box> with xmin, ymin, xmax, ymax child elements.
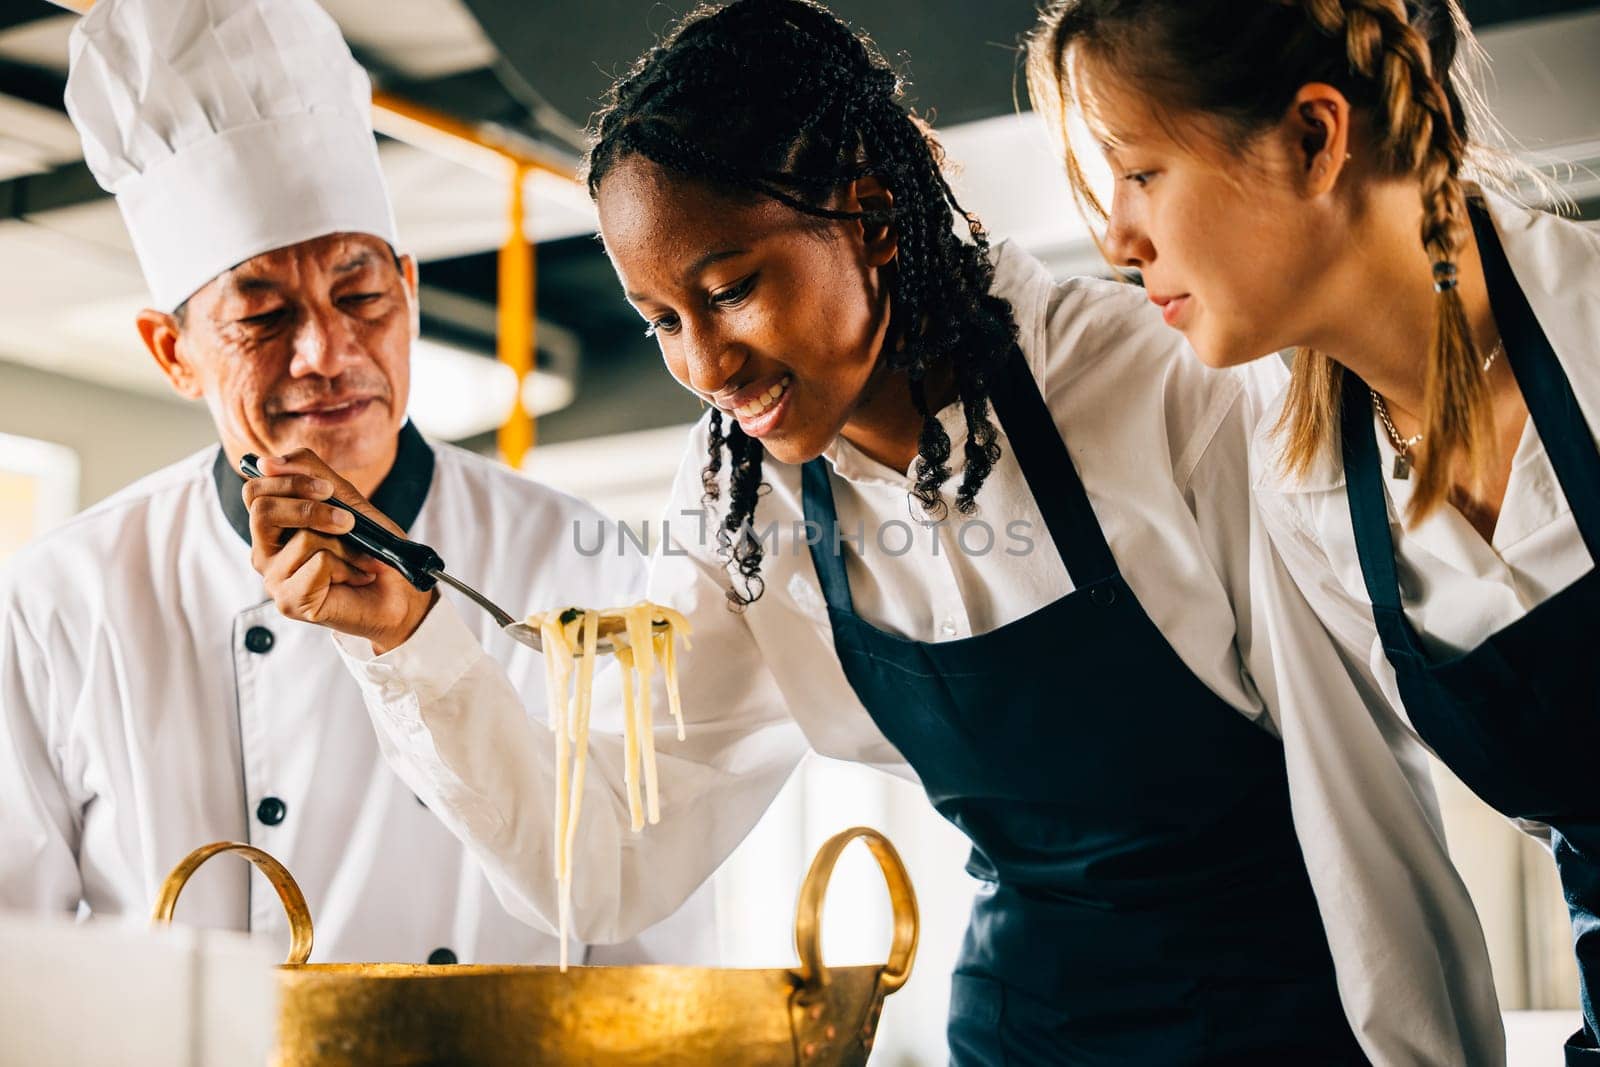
<box><xmin>1252</xmin><ymin>193</ymin><xmax>1600</xmax><ymax>767</ymax></box>
<box><xmin>336</xmin><ymin>242</ymin><xmax>1502</xmax><ymax>1064</ymax></box>
<box><xmin>0</xmin><ymin>426</ymin><xmax>717</xmax><ymax>966</ymax></box>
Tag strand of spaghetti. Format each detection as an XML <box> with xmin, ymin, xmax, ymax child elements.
<box><xmin>556</xmin><ymin>608</ymin><xmax>600</xmax><ymax>972</ymax></box>
<box><xmin>559</xmin><ymin>613</ymin><xmax>583</xmax><ymax>739</ymax></box>
<box><xmin>650</xmin><ymin>606</ymin><xmax>691</xmax><ymax>795</ymax></box>
<box><xmin>535</xmin><ymin>612</ymin><xmax>577</xmax><ymax>972</ymax></box>
<box><xmin>622</xmin><ymin>605</ymin><xmax>660</xmax><ymax>825</ymax></box>
<box><xmin>555</xmin><ymin>618</ymin><xmax>580</xmax><ymax>873</ymax></box>
<box><xmin>525</xmin><ymin>603</ymin><xmax>696</xmax><ymax>971</ymax></box>
<box><xmin>650</xmin><ymin>604</ymin><xmax>692</xmax><ymax>634</ymax></box>
<box><xmin>617</xmin><ymin>643</ymin><xmax>644</xmax><ymax>832</ymax></box>
<box><xmin>539</xmin><ymin>615</ymin><xmax>570</xmax><ymax>885</ymax></box>
<box><xmin>631</xmin><ymin>604</ymin><xmax>656</xmax><ymax>733</ymax></box>
<box><xmin>632</xmin><ymin>606</ymin><xmax>662</xmax><ymax>824</ymax></box>
<box><xmin>663</xmin><ymin>616</ymin><xmax>687</xmax><ymax>741</ymax></box>
<box><xmin>641</xmin><ymin>647</ymin><xmax>661</xmax><ymax>823</ymax></box>
<box><xmin>565</xmin><ymin>607</ymin><xmax>600</xmax><ymax>862</ymax></box>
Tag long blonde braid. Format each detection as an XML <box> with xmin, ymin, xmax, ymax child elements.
<box><xmin>1283</xmin><ymin>0</ymin><xmax>1494</xmax><ymax>518</ymax></box>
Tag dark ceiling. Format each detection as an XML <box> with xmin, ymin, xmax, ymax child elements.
<box><xmin>461</xmin><ymin>0</ymin><xmax>1042</xmax><ymax>132</ymax></box>
<box><xmin>464</xmin><ymin>0</ymin><xmax>1600</xmax><ymax>138</ymax></box>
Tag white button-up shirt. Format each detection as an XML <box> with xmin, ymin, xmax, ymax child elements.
<box><xmin>0</xmin><ymin>433</ymin><xmax>716</xmax><ymax>966</ymax></box>
<box><xmin>1252</xmin><ymin>193</ymin><xmax>1600</xmax><ymax>741</ymax></box>
<box><xmin>337</xmin><ymin>242</ymin><xmax>1502</xmax><ymax>1064</ymax></box>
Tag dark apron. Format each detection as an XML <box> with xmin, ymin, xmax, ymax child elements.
<box><xmin>1341</xmin><ymin>204</ymin><xmax>1600</xmax><ymax>1065</ymax></box>
<box><xmin>802</xmin><ymin>347</ymin><xmax>1365</xmax><ymax>1065</ymax></box>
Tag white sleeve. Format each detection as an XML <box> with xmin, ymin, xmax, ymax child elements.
<box><xmin>335</xmin><ymin>454</ymin><xmax>809</xmax><ymax>945</ymax></box>
<box><xmin>1235</xmin><ymin>427</ymin><xmax>1505</xmax><ymax>1065</ymax></box>
<box><xmin>0</xmin><ymin>595</ymin><xmax>84</xmax><ymax>913</ymax></box>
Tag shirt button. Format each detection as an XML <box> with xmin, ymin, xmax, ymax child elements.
<box><xmin>1090</xmin><ymin>585</ymin><xmax>1117</xmax><ymax>607</ymax></box>
<box><xmin>244</xmin><ymin>626</ymin><xmax>275</xmax><ymax>654</ymax></box>
<box><xmin>427</xmin><ymin>947</ymin><xmax>458</xmax><ymax>965</ymax></box>
<box><xmin>939</xmin><ymin>619</ymin><xmax>957</xmax><ymax>638</ymax></box>
<box><xmin>256</xmin><ymin>796</ymin><xmax>287</xmax><ymax>826</ymax></box>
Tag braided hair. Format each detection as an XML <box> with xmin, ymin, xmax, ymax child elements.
<box><xmin>587</xmin><ymin>0</ymin><xmax>1017</xmax><ymax>606</ymax></box>
<box><xmin>1027</xmin><ymin>0</ymin><xmax>1502</xmax><ymax>521</ymax></box>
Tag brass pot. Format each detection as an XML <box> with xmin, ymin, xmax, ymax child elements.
<box><xmin>152</xmin><ymin>827</ymin><xmax>919</xmax><ymax>1066</ymax></box>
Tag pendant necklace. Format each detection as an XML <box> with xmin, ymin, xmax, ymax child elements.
<box><xmin>1370</xmin><ymin>340</ymin><xmax>1504</xmax><ymax>480</ymax></box>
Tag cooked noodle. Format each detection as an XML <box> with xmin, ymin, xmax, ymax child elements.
<box><xmin>526</xmin><ymin>603</ymin><xmax>692</xmax><ymax>970</ymax></box>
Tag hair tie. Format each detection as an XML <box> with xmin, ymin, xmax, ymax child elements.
<box><xmin>1432</xmin><ymin>260</ymin><xmax>1459</xmax><ymax>292</ymax></box>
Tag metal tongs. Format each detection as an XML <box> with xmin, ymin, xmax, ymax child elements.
<box><xmin>240</xmin><ymin>453</ymin><xmax>651</xmax><ymax>655</ymax></box>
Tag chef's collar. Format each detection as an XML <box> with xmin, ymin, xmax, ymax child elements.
<box><xmin>212</xmin><ymin>420</ymin><xmax>436</xmax><ymax>547</ymax></box>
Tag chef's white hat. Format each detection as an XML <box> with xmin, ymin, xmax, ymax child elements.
<box><xmin>64</xmin><ymin>0</ymin><xmax>399</xmax><ymax>312</ymax></box>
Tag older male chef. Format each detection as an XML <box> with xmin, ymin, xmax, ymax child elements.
<box><xmin>0</xmin><ymin>0</ymin><xmax>715</xmax><ymax>966</ymax></box>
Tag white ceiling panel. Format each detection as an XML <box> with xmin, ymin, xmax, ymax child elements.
<box><xmin>0</xmin><ymin>216</ymin><xmax>142</xmax><ymax>310</ymax></box>
<box><xmin>315</xmin><ymin>0</ymin><xmax>497</xmax><ymax>79</ymax></box>
<box><xmin>0</xmin><ymin>94</ymin><xmax>81</xmax><ymax>161</ymax></box>
<box><xmin>11</xmin><ymin>195</ymin><xmax>133</xmax><ymax>255</ymax></box>
<box><xmin>0</xmin><ymin>13</ymin><xmax>72</xmax><ymax>73</ymax></box>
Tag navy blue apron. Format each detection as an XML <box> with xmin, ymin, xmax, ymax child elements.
<box><xmin>802</xmin><ymin>347</ymin><xmax>1365</xmax><ymax>1065</ymax></box>
<box><xmin>1341</xmin><ymin>203</ymin><xmax>1600</xmax><ymax>1065</ymax></box>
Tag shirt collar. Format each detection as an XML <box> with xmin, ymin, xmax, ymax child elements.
<box><xmin>211</xmin><ymin>420</ymin><xmax>436</xmax><ymax>546</ymax></box>
<box><xmin>1374</xmin><ymin>409</ymin><xmax>1555</xmax><ymax>582</ymax></box>
<box><xmin>821</xmin><ymin>394</ymin><xmax>979</xmax><ymax>488</ymax></box>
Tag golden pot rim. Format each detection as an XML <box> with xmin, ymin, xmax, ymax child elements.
<box><xmin>270</xmin><ymin>962</ymin><xmax>886</xmax><ymax>976</ymax></box>
<box><xmin>151</xmin><ymin>828</ymin><xmax>921</xmax><ymax>1067</ymax></box>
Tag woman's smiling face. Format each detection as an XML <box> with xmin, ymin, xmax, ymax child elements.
<box><xmin>596</xmin><ymin>155</ymin><xmax>894</xmax><ymax>466</ymax></box>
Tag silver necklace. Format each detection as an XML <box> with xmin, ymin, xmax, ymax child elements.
<box><xmin>1369</xmin><ymin>340</ymin><xmax>1504</xmax><ymax>480</ymax></box>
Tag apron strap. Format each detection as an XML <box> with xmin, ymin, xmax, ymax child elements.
<box><xmin>1342</xmin><ymin>199</ymin><xmax>1600</xmax><ymax>636</ymax></box>
<box><xmin>1340</xmin><ymin>375</ymin><xmax>1408</xmax><ymax>618</ymax></box>
<box><xmin>801</xmin><ymin>456</ymin><xmax>856</xmax><ymax>615</ymax></box>
<box><xmin>1471</xmin><ymin>203</ymin><xmax>1600</xmax><ymax>562</ymax></box>
<box><xmin>986</xmin><ymin>344</ymin><xmax>1119</xmax><ymax>588</ymax></box>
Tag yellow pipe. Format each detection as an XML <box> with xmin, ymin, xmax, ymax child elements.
<box><xmin>370</xmin><ymin>91</ymin><xmax>573</xmax><ymax>181</ymax></box>
<box><xmin>497</xmin><ymin>165</ymin><xmax>536</xmax><ymax>467</ymax></box>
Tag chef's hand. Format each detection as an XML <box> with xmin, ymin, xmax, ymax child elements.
<box><xmin>243</xmin><ymin>448</ymin><xmax>434</xmax><ymax>654</ymax></box>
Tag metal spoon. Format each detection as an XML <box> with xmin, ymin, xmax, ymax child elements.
<box><xmin>239</xmin><ymin>453</ymin><xmax>648</xmax><ymax>655</ymax></box>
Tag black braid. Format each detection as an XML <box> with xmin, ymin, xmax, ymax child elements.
<box><xmin>721</xmin><ymin>426</ymin><xmax>768</xmax><ymax>606</ymax></box>
<box><xmin>702</xmin><ymin>408</ymin><xmax>726</xmax><ymax>504</ymax></box>
<box><xmin>588</xmin><ymin>0</ymin><xmax>1018</xmax><ymax>606</ymax></box>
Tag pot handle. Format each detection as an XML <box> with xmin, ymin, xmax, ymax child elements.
<box><xmin>793</xmin><ymin>826</ymin><xmax>919</xmax><ymax>994</ymax></box>
<box><xmin>151</xmin><ymin>841</ymin><xmax>314</xmax><ymax>965</ymax></box>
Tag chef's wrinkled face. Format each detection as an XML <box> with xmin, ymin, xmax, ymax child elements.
<box><xmin>1080</xmin><ymin>68</ymin><xmax>1339</xmax><ymax>369</ymax></box>
<box><xmin>136</xmin><ymin>232</ymin><xmax>418</xmax><ymax>483</ymax></box>
<box><xmin>597</xmin><ymin>156</ymin><xmax>894</xmax><ymax>466</ymax></box>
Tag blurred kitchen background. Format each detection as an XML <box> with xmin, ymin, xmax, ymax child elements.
<box><xmin>1</xmin><ymin>1</ymin><xmax>1597</xmax><ymax>1062</ymax></box>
